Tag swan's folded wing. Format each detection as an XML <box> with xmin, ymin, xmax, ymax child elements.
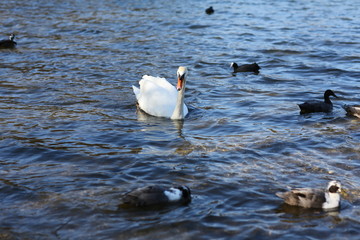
<box><xmin>140</xmin><ymin>75</ymin><xmax>177</xmax><ymax>94</ymax></box>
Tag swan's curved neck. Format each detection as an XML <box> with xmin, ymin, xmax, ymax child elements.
<box><xmin>171</xmin><ymin>87</ymin><xmax>185</xmax><ymax>120</ymax></box>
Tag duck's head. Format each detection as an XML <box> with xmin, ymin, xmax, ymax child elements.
<box><xmin>9</xmin><ymin>34</ymin><xmax>15</xmax><ymax>41</ymax></box>
<box><xmin>230</xmin><ymin>62</ymin><xmax>238</xmax><ymax>69</ymax></box>
<box><xmin>324</xmin><ymin>89</ymin><xmax>338</xmax><ymax>99</ymax></box>
<box><xmin>324</xmin><ymin>90</ymin><xmax>338</xmax><ymax>104</ymax></box>
<box><xmin>176</xmin><ymin>185</ymin><xmax>192</xmax><ymax>204</ymax></box>
<box><xmin>176</xmin><ymin>66</ymin><xmax>188</xmax><ymax>91</ymax></box>
<box><xmin>327</xmin><ymin>180</ymin><xmax>341</xmax><ymax>194</ymax></box>
<box><xmin>253</xmin><ymin>62</ymin><xmax>261</xmax><ymax>70</ymax></box>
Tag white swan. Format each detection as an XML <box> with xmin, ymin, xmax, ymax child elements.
<box><xmin>132</xmin><ymin>66</ymin><xmax>189</xmax><ymax>120</ymax></box>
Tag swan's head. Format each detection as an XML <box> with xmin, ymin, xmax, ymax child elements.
<box><xmin>176</xmin><ymin>66</ymin><xmax>188</xmax><ymax>91</ymax></box>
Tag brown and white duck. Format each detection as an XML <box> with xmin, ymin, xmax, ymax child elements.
<box><xmin>276</xmin><ymin>180</ymin><xmax>341</xmax><ymax>209</ymax></box>
<box><xmin>343</xmin><ymin>105</ymin><xmax>360</xmax><ymax>118</ymax></box>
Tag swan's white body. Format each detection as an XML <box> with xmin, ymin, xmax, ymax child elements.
<box><xmin>132</xmin><ymin>67</ymin><xmax>188</xmax><ymax>120</ymax></box>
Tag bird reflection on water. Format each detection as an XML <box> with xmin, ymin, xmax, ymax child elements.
<box><xmin>275</xmin><ymin>203</ymin><xmax>341</xmax><ymax>223</ymax></box>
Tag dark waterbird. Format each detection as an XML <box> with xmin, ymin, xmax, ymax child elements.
<box><xmin>120</xmin><ymin>185</ymin><xmax>191</xmax><ymax>207</ymax></box>
<box><xmin>298</xmin><ymin>89</ymin><xmax>338</xmax><ymax>114</ymax></box>
<box><xmin>343</xmin><ymin>105</ymin><xmax>360</xmax><ymax>118</ymax></box>
<box><xmin>230</xmin><ymin>62</ymin><xmax>260</xmax><ymax>74</ymax></box>
<box><xmin>205</xmin><ymin>6</ymin><xmax>214</xmax><ymax>15</ymax></box>
<box><xmin>276</xmin><ymin>180</ymin><xmax>341</xmax><ymax>209</ymax></box>
<box><xmin>0</xmin><ymin>34</ymin><xmax>17</xmax><ymax>49</ymax></box>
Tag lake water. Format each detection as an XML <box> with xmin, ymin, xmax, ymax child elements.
<box><xmin>1</xmin><ymin>0</ymin><xmax>360</xmax><ymax>239</ymax></box>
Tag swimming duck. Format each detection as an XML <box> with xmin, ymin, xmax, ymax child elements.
<box><xmin>230</xmin><ymin>62</ymin><xmax>260</xmax><ymax>74</ymax></box>
<box><xmin>298</xmin><ymin>89</ymin><xmax>338</xmax><ymax>114</ymax></box>
<box><xmin>205</xmin><ymin>6</ymin><xmax>214</xmax><ymax>15</ymax></box>
<box><xmin>343</xmin><ymin>105</ymin><xmax>360</xmax><ymax>118</ymax></box>
<box><xmin>0</xmin><ymin>34</ymin><xmax>17</xmax><ymax>49</ymax></box>
<box><xmin>276</xmin><ymin>180</ymin><xmax>341</xmax><ymax>209</ymax></box>
<box><xmin>121</xmin><ymin>185</ymin><xmax>192</xmax><ymax>207</ymax></box>
<box><xmin>132</xmin><ymin>66</ymin><xmax>189</xmax><ymax>120</ymax></box>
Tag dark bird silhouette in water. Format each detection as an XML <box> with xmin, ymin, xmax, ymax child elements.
<box><xmin>0</xmin><ymin>34</ymin><xmax>17</xmax><ymax>49</ymax></box>
<box><xmin>205</xmin><ymin>6</ymin><xmax>214</xmax><ymax>15</ymax></box>
<box><xmin>230</xmin><ymin>62</ymin><xmax>260</xmax><ymax>74</ymax></box>
<box><xmin>298</xmin><ymin>89</ymin><xmax>338</xmax><ymax>114</ymax></box>
<box><xmin>120</xmin><ymin>185</ymin><xmax>191</xmax><ymax>207</ymax></box>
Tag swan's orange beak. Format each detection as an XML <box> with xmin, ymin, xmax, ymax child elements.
<box><xmin>176</xmin><ymin>75</ymin><xmax>185</xmax><ymax>91</ymax></box>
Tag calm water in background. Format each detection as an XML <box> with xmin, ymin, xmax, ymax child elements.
<box><xmin>1</xmin><ymin>0</ymin><xmax>360</xmax><ymax>239</ymax></box>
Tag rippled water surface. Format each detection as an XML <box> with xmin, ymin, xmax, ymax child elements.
<box><xmin>1</xmin><ymin>0</ymin><xmax>360</xmax><ymax>239</ymax></box>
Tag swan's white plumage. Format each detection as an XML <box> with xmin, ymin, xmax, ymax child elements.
<box><xmin>132</xmin><ymin>71</ymin><xmax>188</xmax><ymax>119</ymax></box>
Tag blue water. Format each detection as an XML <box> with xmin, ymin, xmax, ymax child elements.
<box><xmin>1</xmin><ymin>0</ymin><xmax>360</xmax><ymax>239</ymax></box>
